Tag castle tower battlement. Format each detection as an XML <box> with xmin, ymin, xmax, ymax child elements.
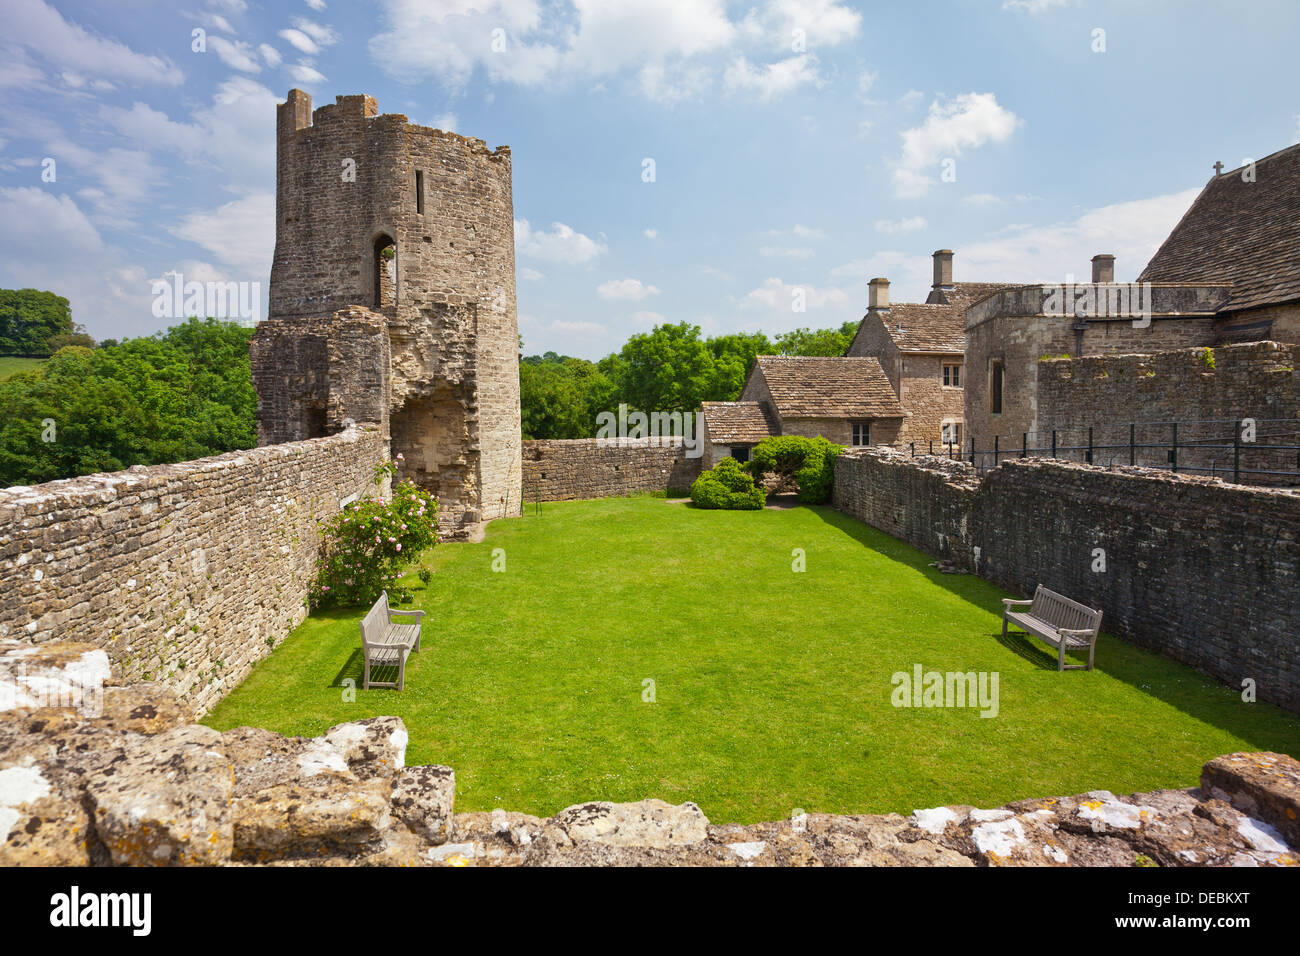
<box><xmin>255</xmin><ymin>89</ymin><xmax>522</xmax><ymax>537</ymax></box>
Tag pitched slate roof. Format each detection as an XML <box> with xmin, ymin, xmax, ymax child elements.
<box><xmin>753</xmin><ymin>356</ymin><xmax>905</xmax><ymax>419</ymax></box>
<box><xmin>700</xmin><ymin>401</ymin><xmax>779</xmax><ymax>444</ymax></box>
<box><xmin>1139</xmin><ymin>142</ymin><xmax>1300</xmax><ymax>312</ymax></box>
<box><xmin>874</xmin><ymin>302</ymin><xmax>966</xmax><ymax>353</ymax></box>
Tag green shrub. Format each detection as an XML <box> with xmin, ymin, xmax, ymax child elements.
<box><xmin>311</xmin><ymin>476</ymin><xmax>439</xmax><ymax>608</ymax></box>
<box><xmin>690</xmin><ymin>457</ymin><xmax>766</xmax><ymax>510</ymax></box>
<box><xmin>749</xmin><ymin>435</ymin><xmax>845</xmax><ymax>504</ymax></box>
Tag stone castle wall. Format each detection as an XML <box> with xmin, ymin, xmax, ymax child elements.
<box><xmin>522</xmin><ymin>439</ymin><xmax>703</xmax><ymax>502</ymax></box>
<box><xmin>833</xmin><ymin>449</ymin><xmax>1300</xmax><ymax>711</ymax></box>
<box><xmin>0</xmin><ymin>425</ymin><xmax>387</xmax><ymax>716</ymax></box>
<box><xmin>1035</xmin><ymin>341</ymin><xmax>1299</xmax><ymax>483</ymax></box>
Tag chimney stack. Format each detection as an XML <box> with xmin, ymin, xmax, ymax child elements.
<box><xmin>1091</xmin><ymin>254</ymin><xmax>1115</xmax><ymax>284</ymax></box>
<box><xmin>868</xmin><ymin>277</ymin><xmax>890</xmax><ymax>311</ymax></box>
<box><xmin>932</xmin><ymin>249</ymin><xmax>954</xmax><ymax>291</ymax></box>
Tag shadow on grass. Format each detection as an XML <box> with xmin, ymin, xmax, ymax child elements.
<box><xmin>804</xmin><ymin>503</ymin><xmax>1300</xmax><ymax>750</ymax></box>
<box><xmin>331</xmin><ymin>648</ymin><xmax>364</xmax><ymax>688</ymax></box>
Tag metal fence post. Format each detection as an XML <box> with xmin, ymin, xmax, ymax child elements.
<box><xmin>1129</xmin><ymin>423</ymin><xmax>1135</xmax><ymax>466</ymax></box>
<box><xmin>1171</xmin><ymin>422</ymin><xmax>1178</xmax><ymax>473</ymax></box>
<box><xmin>994</xmin><ymin>435</ymin><xmax>999</xmax><ymax>465</ymax></box>
<box><xmin>1087</xmin><ymin>426</ymin><xmax>1093</xmax><ymax>465</ymax></box>
<box><xmin>1021</xmin><ymin>433</ymin><xmax>1027</xmax><ymax>459</ymax></box>
<box><xmin>1233</xmin><ymin>419</ymin><xmax>1241</xmax><ymax>484</ymax></box>
<box><xmin>969</xmin><ymin>436</ymin><xmax>975</xmax><ymax>466</ymax></box>
<box><xmin>1051</xmin><ymin>430</ymin><xmax>1057</xmax><ymax>459</ymax></box>
<box><xmin>910</xmin><ymin>442</ymin><xmax>915</xmax><ymax>457</ymax></box>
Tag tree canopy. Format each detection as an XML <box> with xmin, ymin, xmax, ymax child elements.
<box><xmin>0</xmin><ymin>289</ymin><xmax>76</xmax><ymax>357</ymax></box>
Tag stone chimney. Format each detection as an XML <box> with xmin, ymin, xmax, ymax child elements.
<box><xmin>932</xmin><ymin>249</ymin><xmax>954</xmax><ymax>292</ymax></box>
<box><xmin>1091</xmin><ymin>254</ymin><xmax>1115</xmax><ymax>283</ymax></box>
<box><xmin>868</xmin><ymin>277</ymin><xmax>890</xmax><ymax>311</ymax></box>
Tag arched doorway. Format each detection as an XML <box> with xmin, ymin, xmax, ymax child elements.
<box><xmin>374</xmin><ymin>234</ymin><xmax>395</xmax><ymax>308</ymax></box>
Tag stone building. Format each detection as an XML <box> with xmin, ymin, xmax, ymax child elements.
<box><xmin>699</xmin><ymin>356</ymin><xmax>905</xmax><ymax>465</ymax></box>
<box><xmin>1139</xmin><ymin>142</ymin><xmax>1300</xmax><ymax>344</ymax></box>
<box><xmin>846</xmin><ymin>250</ymin><xmax>1011</xmax><ymax>451</ymax></box>
<box><xmin>251</xmin><ymin>90</ymin><xmax>522</xmax><ymax>537</ymax></box>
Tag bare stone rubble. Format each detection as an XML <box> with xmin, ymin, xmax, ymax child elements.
<box><xmin>2</xmin><ymin>646</ymin><xmax>1296</xmax><ymax>867</ymax></box>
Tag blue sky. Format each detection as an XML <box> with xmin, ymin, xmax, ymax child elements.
<box><xmin>1</xmin><ymin>0</ymin><xmax>1297</xmax><ymax>359</ymax></box>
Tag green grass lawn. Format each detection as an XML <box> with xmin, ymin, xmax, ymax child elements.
<box><xmin>0</xmin><ymin>357</ymin><xmax>43</xmax><ymax>380</ymax></box>
<box><xmin>203</xmin><ymin>496</ymin><xmax>1300</xmax><ymax>825</ymax></box>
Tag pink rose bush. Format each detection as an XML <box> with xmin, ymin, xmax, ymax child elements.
<box><xmin>310</xmin><ymin>477</ymin><xmax>439</xmax><ymax>608</ymax></box>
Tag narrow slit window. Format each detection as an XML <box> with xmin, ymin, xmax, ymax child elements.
<box><xmin>415</xmin><ymin>170</ymin><xmax>424</xmax><ymax>214</ymax></box>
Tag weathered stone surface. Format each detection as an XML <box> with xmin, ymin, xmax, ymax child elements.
<box><xmin>549</xmin><ymin>799</ymin><xmax>709</xmax><ymax>849</ymax></box>
<box><xmin>1202</xmin><ymin>751</ymin><xmax>1300</xmax><ymax>848</ymax></box>
<box><xmin>0</xmin><ymin>761</ymin><xmax>92</xmax><ymax>866</ymax></box>
<box><xmin>0</xmin><ymin>426</ymin><xmax>387</xmax><ymax>718</ymax></box>
<box><xmin>325</xmin><ymin>717</ymin><xmax>408</xmax><ymax>780</ymax></box>
<box><xmin>390</xmin><ymin>765</ymin><xmax>454</xmax><ymax>844</ymax></box>
<box><xmin>86</xmin><ymin>685</ymin><xmax>193</xmax><ymax>735</ymax></box>
<box><xmin>523</xmin><ymin>439</ymin><xmax>702</xmax><ymax>501</ymax></box>
<box><xmin>84</xmin><ymin>724</ymin><xmax>233</xmax><ymax>866</ymax></box>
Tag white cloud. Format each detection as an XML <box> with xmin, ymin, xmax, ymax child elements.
<box><xmin>760</xmin><ymin>246</ymin><xmax>814</xmax><ymax>258</ymax></box>
<box><xmin>750</xmin><ymin>0</ymin><xmax>862</xmax><ymax>47</ymax></box>
<box><xmin>520</xmin><ymin>267</ymin><xmax>544</xmax><ymax>281</ymax></box>
<box><xmin>258</xmin><ymin>44</ymin><xmax>282</xmax><ymax>68</ymax></box>
<box><xmin>736</xmin><ymin>276</ymin><xmax>848</xmax><ymax>315</ymax></box>
<box><xmin>644</xmin><ymin>228</ymin><xmax>659</xmax><ymax>239</ymax></box>
<box><xmin>1002</xmin><ymin>0</ymin><xmax>1070</xmax><ymax>12</ymax></box>
<box><xmin>208</xmin><ymin>36</ymin><xmax>261</xmax><ymax>73</ymax></box>
<box><xmin>279</xmin><ymin>29</ymin><xmax>320</xmax><ymax>55</ymax></box>
<box><xmin>875</xmin><ymin>216</ymin><xmax>927</xmax><ymax>234</ymax></box>
<box><xmin>597</xmin><ymin>277</ymin><xmax>661</xmax><ymax>300</ymax></box>
<box><xmin>630</xmin><ymin>310</ymin><xmax>665</xmax><ymax>325</ymax></box>
<box><xmin>369</xmin><ymin>0</ymin><xmax>857</xmax><ymax>103</ymax></box>
<box><xmin>286</xmin><ymin>60</ymin><xmax>327</xmax><ymax>85</ymax></box>
<box><xmin>291</xmin><ymin>18</ymin><xmax>340</xmax><ymax>48</ymax></box>
<box><xmin>169</xmin><ymin>192</ymin><xmax>275</xmax><ymax>275</ymax></box>
<box><xmin>514</xmin><ymin>219</ymin><xmax>608</xmax><ymax>265</ymax></box>
<box><xmin>892</xmin><ymin>92</ymin><xmax>1020</xmax><ymax>198</ymax></box>
<box><xmin>723</xmin><ymin>53</ymin><xmax>820</xmax><ymax>100</ymax></box>
<box><xmin>792</xmin><ymin>224</ymin><xmax>824</xmax><ymax>239</ymax></box>
<box><xmin>7</xmin><ymin>0</ymin><xmax>183</xmax><ymax>86</ymax></box>
<box><xmin>430</xmin><ymin>112</ymin><xmax>458</xmax><ymax>132</ymax></box>
<box><xmin>959</xmin><ymin>188</ymin><xmax>1201</xmax><ymax>285</ymax></box>
<box><xmin>99</xmin><ymin>77</ymin><xmax>277</xmax><ymax>193</ymax></box>
<box><xmin>305</xmin><ymin>0</ymin><xmax>326</xmax><ymax>9</ymax></box>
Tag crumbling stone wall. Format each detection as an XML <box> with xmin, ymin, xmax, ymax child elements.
<box><xmin>833</xmin><ymin>449</ymin><xmax>1300</xmax><ymax>711</ymax></box>
<box><xmin>0</xmin><ymin>425</ymin><xmax>387</xmax><ymax>716</ymax></box>
<box><xmin>3</xmin><ymin>643</ymin><xmax>1296</xmax><ymax>867</ymax></box>
<box><xmin>1035</xmin><ymin>341</ymin><xmax>1298</xmax><ymax>484</ymax></box>
<box><xmin>522</xmin><ymin>439</ymin><xmax>702</xmax><ymax>502</ymax></box>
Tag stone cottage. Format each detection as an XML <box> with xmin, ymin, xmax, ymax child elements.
<box><xmin>699</xmin><ymin>356</ymin><xmax>905</xmax><ymax>465</ymax></box>
<box><xmin>846</xmin><ymin>250</ymin><xmax>1012</xmax><ymax>451</ymax></box>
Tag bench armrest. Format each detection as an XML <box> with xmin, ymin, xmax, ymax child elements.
<box><xmin>390</xmin><ymin>609</ymin><xmax>425</xmax><ymax>621</ymax></box>
<box><xmin>1002</xmin><ymin>598</ymin><xmax>1033</xmax><ymax>607</ymax></box>
<box><xmin>1057</xmin><ymin>627</ymin><xmax>1098</xmax><ymax>637</ymax></box>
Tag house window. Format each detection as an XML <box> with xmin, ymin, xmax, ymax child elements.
<box><xmin>943</xmin><ymin>363</ymin><xmax>961</xmax><ymax>387</ymax></box>
<box><xmin>731</xmin><ymin>446</ymin><xmax>750</xmax><ymax>464</ymax></box>
<box><xmin>851</xmin><ymin>421</ymin><xmax>871</xmax><ymax>446</ymax></box>
<box><xmin>941</xmin><ymin>421</ymin><xmax>961</xmax><ymax>447</ymax></box>
<box><xmin>990</xmin><ymin>360</ymin><xmax>1004</xmax><ymax>414</ymax></box>
<box><xmin>414</xmin><ymin>170</ymin><xmax>424</xmax><ymax>214</ymax></box>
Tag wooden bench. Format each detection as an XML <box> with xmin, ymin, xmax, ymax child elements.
<box><xmin>360</xmin><ymin>591</ymin><xmax>425</xmax><ymax>690</ymax></box>
<box><xmin>1002</xmin><ymin>585</ymin><xmax>1103</xmax><ymax>671</ymax></box>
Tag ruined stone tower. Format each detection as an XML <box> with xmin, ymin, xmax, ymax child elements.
<box><xmin>251</xmin><ymin>90</ymin><xmax>522</xmax><ymax>537</ymax></box>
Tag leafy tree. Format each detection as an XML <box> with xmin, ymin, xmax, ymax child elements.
<box><xmin>775</xmin><ymin>320</ymin><xmax>859</xmax><ymax>357</ymax></box>
<box><xmin>0</xmin><ymin>289</ymin><xmax>73</xmax><ymax>357</ymax></box>
<box><xmin>598</xmin><ymin>321</ymin><xmax>716</xmax><ymax>414</ymax></box>
<box><xmin>0</xmin><ymin>318</ymin><xmax>256</xmax><ymax>486</ymax></box>
<box><xmin>748</xmin><ymin>435</ymin><xmax>845</xmax><ymax>503</ymax></box>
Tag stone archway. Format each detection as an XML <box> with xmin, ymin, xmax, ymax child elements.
<box><xmin>389</xmin><ymin>381</ymin><xmax>478</xmax><ymax>534</ymax></box>
<box><xmin>373</xmin><ymin>234</ymin><xmax>395</xmax><ymax>308</ymax></box>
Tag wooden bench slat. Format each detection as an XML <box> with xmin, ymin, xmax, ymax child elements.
<box><xmin>359</xmin><ymin>590</ymin><xmax>424</xmax><ymax>691</ymax></box>
<box><xmin>1003</xmin><ymin>584</ymin><xmax>1102</xmax><ymax>671</ymax></box>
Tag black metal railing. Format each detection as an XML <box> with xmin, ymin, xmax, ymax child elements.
<box><xmin>906</xmin><ymin>419</ymin><xmax>1300</xmax><ymax>486</ymax></box>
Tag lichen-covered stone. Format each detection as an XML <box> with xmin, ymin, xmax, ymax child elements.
<box><xmin>1201</xmin><ymin>751</ymin><xmax>1300</xmax><ymax>848</ymax></box>
<box><xmin>84</xmin><ymin>724</ymin><xmax>233</xmax><ymax>866</ymax></box>
<box><xmin>325</xmin><ymin>717</ymin><xmax>408</xmax><ymax>780</ymax></box>
<box><xmin>549</xmin><ymin>799</ymin><xmax>709</xmax><ymax>849</ymax></box>
<box><xmin>390</xmin><ymin>765</ymin><xmax>454</xmax><ymax>844</ymax></box>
